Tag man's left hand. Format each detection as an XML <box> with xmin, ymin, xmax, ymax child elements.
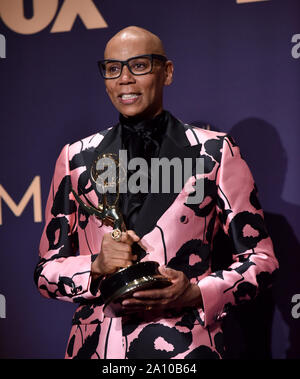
<box><xmin>121</xmin><ymin>266</ymin><xmax>203</xmax><ymax>313</ymax></box>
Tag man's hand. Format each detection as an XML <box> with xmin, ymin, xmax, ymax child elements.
<box><xmin>91</xmin><ymin>230</ymin><xmax>140</xmax><ymax>279</ymax></box>
<box><xmin>121</xmin><ymin>266</ymin><xmax>203</xmax><ymax>313</ymax></box>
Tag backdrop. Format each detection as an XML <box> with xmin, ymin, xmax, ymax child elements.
<box><xmin>0</xmin><ymin>0</ymin><xmax>299</xmax><ymax>359</ymax></box>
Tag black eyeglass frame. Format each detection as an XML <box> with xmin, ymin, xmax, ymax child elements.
<box><xmin>97</xmin><ymin>54</ymin><xmax>168</xmax><ymax>79</ymax></box>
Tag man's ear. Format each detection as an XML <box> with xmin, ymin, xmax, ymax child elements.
<box><xmin>164</xmin><ymin>60</ymin><xmax>174</xmax><ymax>86</ymax></box>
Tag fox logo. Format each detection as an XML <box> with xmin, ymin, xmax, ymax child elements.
<box><xmin>0</xmin><ymin>0</ymin><xmax>107</xmax><ymax>35</ymax></box>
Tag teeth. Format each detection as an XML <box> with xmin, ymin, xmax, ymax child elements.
<box><xmin>121</xmin><ymin>94</ymin><xmax>139</xmax><ymax>100</ymax></box>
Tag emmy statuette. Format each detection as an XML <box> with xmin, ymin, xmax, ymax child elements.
<box><xmin>72</xmin><ymin>153</ymin><xmax>171</xmax><ymax>317</ymax></box>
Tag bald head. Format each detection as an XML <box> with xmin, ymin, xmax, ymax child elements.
<box><xmin>103</xmin><ymin>26</ymin><xmax>174</xmax><ymax>120</ymax></box>
<box><xmin>104</xmin><ymin>26</ymin><xmax>166</xmax><ymax>59</ymax></box>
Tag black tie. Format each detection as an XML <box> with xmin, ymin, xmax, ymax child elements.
<box><xmin>119</xmin><ymin>111</ymin><xmax>167</xmax><ymax>230</ymax></box>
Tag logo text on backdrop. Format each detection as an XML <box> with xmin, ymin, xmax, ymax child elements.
<box><xmin>0</xmin><ymin>0</ymin><xmax>273</xmax><ymax>35</ymax></box>
<box><xmin>0</xmin><ymin>176</ymin><xmax>42</xmax><ymax>225</ymax></box>
<box><xmin>0</xmin><ymin>0</ymin><xmax>107</xmax><ymax>35</ymax></box>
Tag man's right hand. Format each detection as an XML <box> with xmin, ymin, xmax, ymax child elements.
<box><xmin>91</xmin><ymin>230</ymin><xmax>140</xmax><ymax>279</ymax></box>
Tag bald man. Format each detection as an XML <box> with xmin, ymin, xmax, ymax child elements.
<box><xmin>103</xmin><ymin>26</ymin><xmax>173</xmax><ymax>119</ymax></box>
<box><xmin>35</xmin><ymin>26</ymin><xmax>278</xmax><ymax>359</ymax></box>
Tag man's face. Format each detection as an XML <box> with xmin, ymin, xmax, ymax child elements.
<box><xmin>104</xmin><ymin>35</ymin><xmax>173</xmax><ymax>119</ymax></box>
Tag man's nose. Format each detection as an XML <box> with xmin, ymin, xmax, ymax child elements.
<box><xmin>118</xmin><ymin>65</ymin><xmax>135</xmax><ymax>84</ymax></box>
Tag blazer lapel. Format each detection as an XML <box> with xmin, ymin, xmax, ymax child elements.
<box><xmin>76</xmin><ymin>114</ymin><xmax>201</xmax><ymax>238</ymax></box>
<box><xmin>133</xmin><ymin>114</ymin><xmax>201</xmax><ymax>237</ymax></box>
<box><xmin>94</xmin><ymin>123</ymin><xmax>123</xmax><ymax>157</ymax></box>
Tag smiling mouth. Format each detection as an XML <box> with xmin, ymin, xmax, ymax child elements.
<box><xmin>118</xmin><ymin>93</ymin><xmax>141</xmax><ymax>104</ymax></box>
<box><xmin>119</xmin><ymin>93</ymin><xmax>140</xmax><ymax>99</ymax></box>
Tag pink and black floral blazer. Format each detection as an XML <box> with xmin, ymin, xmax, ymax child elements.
<box><xmin>34</xmin><ymin>112</ymin><xmax>279</xmax><ymax>359</ymax></box>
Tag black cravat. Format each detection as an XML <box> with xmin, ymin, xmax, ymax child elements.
<box><xmin>119</xmin><ymin>111</ymin><xmax>168</xmax><ymax>230</ymax></box>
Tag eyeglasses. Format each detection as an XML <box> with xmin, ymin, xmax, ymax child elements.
<box><xmin>97</xmin><ymin>54</ymin><xmax>167</xmax><ymax>79</ymax></box>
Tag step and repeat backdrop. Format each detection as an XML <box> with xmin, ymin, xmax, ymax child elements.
<box><xmin>0</xmin><ymin>0</ymin><xmax>299</xmax><ymax>358</ymax></box>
